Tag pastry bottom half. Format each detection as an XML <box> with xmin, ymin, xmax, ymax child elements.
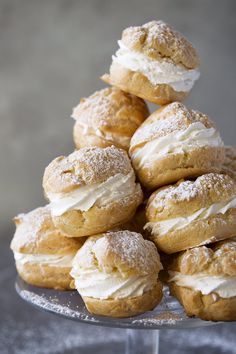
<box><xmin>170</xmin><ymin>282</ymin><xmax>236</xmax><ymax>321</ymax></box>
<box><xmin>82</xmin><ymin>281</ymin><xmax>163</xmax><ymax>318</ymax></box>
<box><xmin>52</xmin><ymin>193</ymin><xmax>142</xmax><ymax>238</ymax></box>
<box><xmin>16</xmin><ymin>262</ymin><xmax>73</xmax><ymax>290</ymax></box>
<box><xmin>101</xmin><ymin>63</ymin><xmax>186</xmax><ymax>105</ymax></box>
<box><xmin>134</xmin><ymin>146</ymin><xmax>224</xmax><ymax>190</ymax></box>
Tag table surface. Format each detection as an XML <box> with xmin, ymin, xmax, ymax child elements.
<box><xmin>1</xmin><ymin>230</ymin><xmax>236</xmax><ymax>354</ymax></box>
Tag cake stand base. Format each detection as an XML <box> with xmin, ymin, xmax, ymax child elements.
<box><xmin>125</xmin><ymin>329</ymin><xmax>159</xmax><ymax>354</ymax></box>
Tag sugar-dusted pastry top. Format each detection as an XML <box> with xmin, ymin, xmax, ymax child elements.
<box><xmin>167</xmin><ymin>239</ymin><xmax>236</xmax><ymax>277</ymax></box>
<box><xmin>121</xmin><ymin>21</ymin><xmax>199</xmax><ymax>69</ymax></box>
<box><xmin>130</xmin><ymin>102</ymin><xmax>217</xmax><ymax>149</ymax></box>
<box><xmin>43</xmin><ymin>146</ymin><xmax>133</xmax><ymax>194</ymax></box>
<box><xmin>11</xmin><ymin>206</ymin><xmax>82</xmax><ymax>254</ymax></box>
<box><xmin>147</xmin><ymin>173</ymin><xmax>236</xmax><ymax>221</ymax></box>
<box><xmin>75</xmin><ymin>231</ymin><xmax>162</xmax><ymax>277</ymax></box>
<box><xmin>72</xmin><ymin>87</ymin><xmax>149</xmax><ymax>148</ymax></box>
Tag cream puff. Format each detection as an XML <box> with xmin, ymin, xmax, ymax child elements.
<box><xmin>129</xmin><ymin>102</ymin><xmax>225</xmax><ymax>189</ymax></box>
<box><xmin>72</xmin><ymin>87</ymin><xmax>149</xmax><ymax>151</ymax></box>
<box><xmin>221</xmin><ymin>146</ymin><xmax>236</xmax><ymax>180</ymax></box>
<box><xmin>43</xmin><ymin>146</ymin><xmax>143</xmax><ymax>237</ymax></box>
<box><xmin>167</xmin><ymin>240</ymin><xmax>236</xmax><ymax>321</ymax></box>
<box><xmin>145</xmin><ymin>173</ymin><xmax>236</xmax><ymax>254</ymax></box>
<box><xmin>70</xmin><ymin>230</ymin><xmax>163</xmax><ymax>317</ymax></box>
<box><xmin>10</xmin><ymin>206</ymin><xmax>83</xmax><ymax>290</ymax></box>
<box><xmin>102</xmin><ymin>20</ymin><xmax>200</xmax><ymax>105</ymax></box>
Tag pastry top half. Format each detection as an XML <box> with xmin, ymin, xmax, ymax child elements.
<box><xmin>11</xmin><ymin>206</ymin><xmax>82</xmax><ymax>255</ymax></box>
<box><xmin>72</xmin><ymin>87</ymin><xmax>149</xmax><ymax>150</ymax></box>
<box><xmin>71</xmin><ymin>230</ymin><xmax>162</xmax><ymax>300</ymax></box>
<box><xmin>102</xmin><ymin>21</ymin><xmax>200</xmax><ymax>94</ymax></box>
<box><xmin>146</xmin><ymin>173</ymin><xmax>236</xmax><ymax>221</ymax></box>
<box><xmin>44</xmin><ymin>146</ymin><xmax>133</xmax><ymax>193</ymax></box>
<box><xmin>129</xmin><ymin>102</ymin><xmax>224</xmax><ymax>176</ymax></box>
<box><xmin>167</xmin><ymin>239</ymin><xmax>236</xmax><ymax>277</ymax></box>
<box><xmin>167</xmin><ymin>239</ymin><xmax>236</xmax><ymax>299</ymax></box>
<box><xmin>130</xmin><ymin>102</ymin><xmax>223</xmax><ymax>154</ymax></box>
<box><xmin>120</xmin><ymin>20</ymin><xmax>199</xmax><ymax>69</ymax></box>
<box><xmin>43</xmin><ymin>146</ymin><xmax>143</xmax><ymax>217</ymax></box>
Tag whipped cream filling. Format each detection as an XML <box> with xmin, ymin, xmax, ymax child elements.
<box><xmin>70</xmin><ymin>266</ymin><xmax>157</xmax><ymax>300</ymax></box>
<box><xmin>112</xmin><ymin>40</ymin><xmax>200</xmax><ymax>92</ymax></box>
<box><xmin>14</xmin><ymin>252</ymin><xmax>75</xmax><ymax>267</ymax></box>
<box><xmin>145</xmin><ymin>195</ymin><xmax>236</xmax><ymax>236</ymax></box>
<box><xmin>48</xmin><ymin>172</ymin><xmax>136</xmax><ymax>216</ymax></box>
<box><xmin>169</xmin><ymin>271</ymin><xmax>236</xmax><ymax>298</ymax></box>
<box><xmin>74</xmin><ymin>120</ymin><xmax>130</xmax><ymax>147</ymax></box>
<box><xmin>132</xmin><ymin>121</ymin><xmax>223</xmax><ymax>169</ymax></box>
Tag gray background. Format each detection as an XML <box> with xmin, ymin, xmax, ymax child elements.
<box><xmin>1</xmin><ymin>0</ymin><xmax>236</xmax><ymax>353</ymax></box>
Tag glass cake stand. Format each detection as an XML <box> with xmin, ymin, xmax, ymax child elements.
<box><xmin>15</xmin><ymin>276</ymin><xmax>220</xmax><ymax>354</ymax></box>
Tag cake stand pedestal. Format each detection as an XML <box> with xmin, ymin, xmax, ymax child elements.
<box><xmin>15</xmin><ymin>276</ymin><xmax>220</xmax><ymax>354</ymax></box>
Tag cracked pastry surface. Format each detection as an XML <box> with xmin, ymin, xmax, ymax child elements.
<box><xmin>166</xmin><ymin>240</ymin><xmax>236</xmax><ymax>321</ymax></box>
<box><xmin>129</xmin><ymin>102</ymin><xmax>225</xmax><ymax>189</ymax></box>
<box><xmin>70</xmin><ymin>230</ymin><xmax>163</xmax><ymax>317</ymax></box>
<box><xmin>102</xmin><ymin>20</ymin><xmax>200</xmax><ymax>104</ymax></box>
<box><xmin>72</xmin><ymin>87</ymin><xmax>149</xmax><ymax>151</ymax></box>
<box><xmin>145</xmin><ymin>173</ymin><xmax>236</xmax><ymax>254</ymax></box>
<box><xmin>43</xmin><ymin>146</ymin><xmax>143</xmax><ymax>237</ymax></box>
<box><xmin>10</xmin><ymin>206</ymin><xmax>84</xmax><ymax>290</ymax></box>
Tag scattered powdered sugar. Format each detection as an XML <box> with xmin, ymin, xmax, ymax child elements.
<box><xmin>132</xmin><ymin>311</ymin><xmax>184</xmax><ymax>326</ymax></box>
<box><xmin>20</xmin><ymin>290</ymin><xmax>98</xmax><ymax>322</ymax></box>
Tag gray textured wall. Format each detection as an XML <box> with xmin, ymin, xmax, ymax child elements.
<box><xmin>1</xmin><ymin>0</ymin><xmax>236</xmax><ymax>224</ymax></box>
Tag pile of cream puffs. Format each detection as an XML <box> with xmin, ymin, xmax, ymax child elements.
<box><xmin>11</xmin><ymin>21</ymin><xmax>236</xmax><ymax>321</ymax></box>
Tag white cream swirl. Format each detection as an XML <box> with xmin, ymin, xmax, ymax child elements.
<box><xmin>145</xmin><ymin>195</ymin><xmax>236</xmax><ymax>236</ymax></box>
<box><xmin>70</xmin><ymin>265</ymin><xmax>157</xmax><ymax>300</ymax></box>
<box><xmin>132</xmin><ymin>121</ymin><xmax>223</xmax><ymax>169</ymax></box>
<box><xmin>14</xmin><ymin>252</ymin><xmax>75</xmax><ymax>267</ymax></box>
<box><xmin>169</xmin><ymin>271</ymin><xmax>236</xmax><ymax>298</ymax></box>
<box><xmin>48</xmin><ymin>172</ymin><xmax>136</xmax><ymax>216</ymax></box>
<box><xmin>112</xmin><ymin>40</ymin><xmax>200</xmax><ymax>92</ymax></box>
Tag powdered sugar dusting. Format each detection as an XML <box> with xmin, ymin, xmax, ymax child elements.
<box><xmin>132</xmin><ymin>311</ymin><xmax>184</xmax><ymax>326</ymax></box>
<box><xmin>68</xmin><ymin>147</ymin><xmax>132</xmax><ymax>184</ymax></box>
<box><xmin>104</xmin><ymin>231</ymin><xmax>162</xmax><ymax>274</ymax></box>
<box><xmin>122</xmin><ymin>20</ymin><xmax>199</xmax><ymax>68</ymax></box>
<box><xmin>44</xmin><ymin>146</ymin><xmax>134</xmax><ymax>193</ymax></box>
<box><xmin>72</xmin><ymin>87</ymin><xmax>147</xmax><ymax>128</ymax></box>
<box><xmin>11</xmin><ymin>206</ymin><xmax>52</xmax><ymax>250</ymax></box>
<box><xmin>173</xmin><ymin>239</ymin><xmax>236</xmax><ymax>276</ymax></box>
<box><xmin>130</xmin><ymin>102</ymin><xmax>213</xmax><ymax>147</ymax></box>
<box><xmin>152</xmin><ymin>173</ymin><xmax>235</xmax><ymax>208</ymax></box>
